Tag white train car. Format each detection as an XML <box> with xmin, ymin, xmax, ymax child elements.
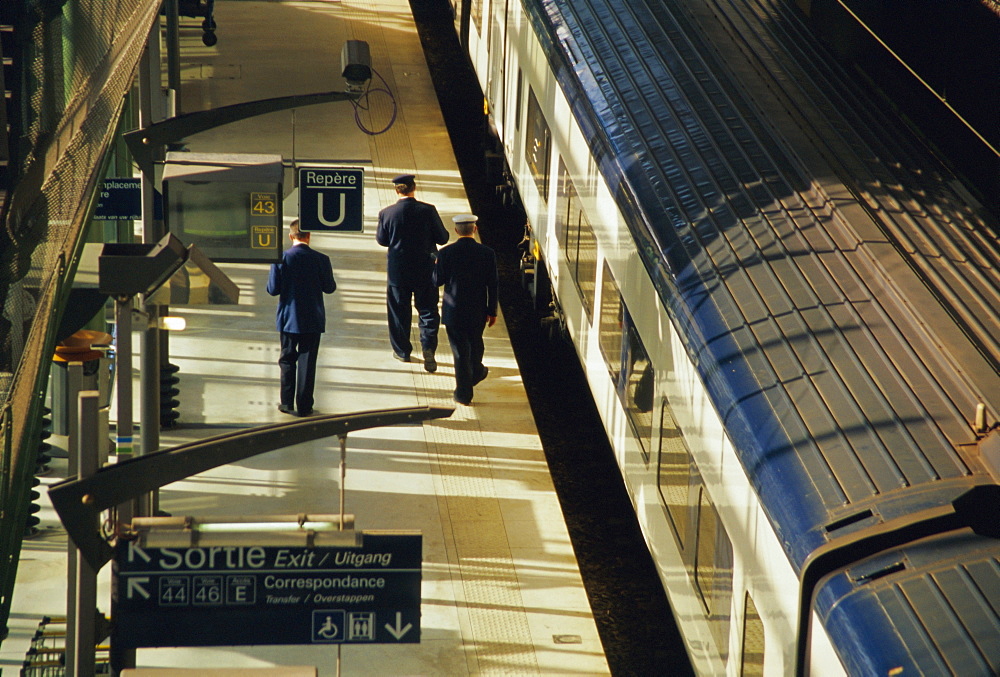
<box><xmin>450</xmin><ymin>0</ymin><xmax>1000</xmax><ymax>674</ymax></box>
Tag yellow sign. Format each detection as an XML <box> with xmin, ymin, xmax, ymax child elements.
<box><xmin>251</xmin><ymin>225</ymin><xmax>278</xmax><ymax>249</ymax></box>
<box><xmin>250</xmin><ymin>192</ymin><xmax>278</xmax><ymax>216</ymax></box>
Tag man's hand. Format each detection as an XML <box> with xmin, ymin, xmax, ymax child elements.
<box><xmin>486</xmin><ymin>315</ymin><xmax>497</xmax><ymax>328</ymax></box>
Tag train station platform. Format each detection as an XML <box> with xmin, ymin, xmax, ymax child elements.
<box><xmin>0</xmin><ymin>1</ymin><xmax>608</xmax><ymax>674</ymax></box>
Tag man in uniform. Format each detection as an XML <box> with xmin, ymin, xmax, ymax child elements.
<box><xmin>375</xmin><ymin>173</ymin><xmax>449</xmax><ymax>371</ymax></box>
<box><xmin>433</xmin><ymin>214</ymin><xmax>498</xmax><ymax>405</ymax></box>
<box><xmin>266</xmin><ymin>220</ymin><xmax>337</xmax><ymax>416</ymax></box>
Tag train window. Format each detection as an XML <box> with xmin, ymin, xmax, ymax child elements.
<box><xmin>658</xmin><ymin>400</ymin><xmax>692</xmax><ymax>548</ymax></box>
<box><xmin>695</xmin><ymin>488</ymin><xmax>734</xmax><ymax>665</ymax></box>
<box><xmin>556</xmin><ymin>159</ymin><xmax>576</xmax><ymax>259</ymax></box>
<box><xmin>576</xmin><ymin>213</ymin><xmax>597</xmax><ymax>320</ymax></box>
<box><xmin>487</xmin><ymin>0</ymin><xmax>508</xmax><ymax>130</ymax></box>
<box><xmin>471</xmin><ymin>0</ymin><xmax>483</xmax><ymax>34</ymax></box>
<box><xmin>598</xmin><ymin>261</ymin><xmax>623</xmax><ymax>384</ymax></box>
<box><xmin>515</xmin><ymin>69</ymin><xmax>522</xmax><ymax>132</ymax></box>
<box><xmin>524</xmin><ymin>87</ymin><xmax>551</xmax><ymax>202</ymax></box>
<box><xmin>556</xmin><ymin>159</ymin><xmax>596</xmax><ymax>320</ymax></box>
<box><xmin>597</xmin><ymin>262</ymin><xmax>653</xmax><ymax>458</ymax></box>
<box><xmin>741</xmin><ymin>592</ymin><xmax>765</xmax><ymax>677</ymax></box>
<box><xmin>624</xmin><ymin>321</ymin><xmax>653</xmax><ymax>461</ymax></box>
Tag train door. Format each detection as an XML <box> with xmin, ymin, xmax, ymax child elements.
<box><xmin>486</xmin><ymin>0</ymin><xmax>507</xmax><ymax>123</ymax></box>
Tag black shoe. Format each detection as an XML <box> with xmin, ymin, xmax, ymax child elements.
<box><xmin>453</xmin><ymin>397</ymin><xmax>472</xmax><ymax>406</ymax></box>
<box><xmin>393</xmin><ymin>352</ymin><xmax>411</xmax><ymax>363</ymax></box>
<box><xmin>278</xmin><ymin>404</ymin><xmax>295</xmax><ymax>415</ymax></box>
<box><xmin>298</xmin><ymin>409</ymin><xmax>316</xmax><ymax>417</ymax></box>
<box><xmin>422</xmin><ymin>349</ymin><xmax>437</xmax><ymax>373</ymax></box>
<box><xmin>473</xmin><ymin>366</ymin><xmax>489</xmax><ymax>385</ymax></box>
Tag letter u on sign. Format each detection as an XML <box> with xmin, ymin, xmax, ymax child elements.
<box><xmin>317</xmin><ymin>193</ymin><xmax>347</xmax><ymax>227</ymax></box>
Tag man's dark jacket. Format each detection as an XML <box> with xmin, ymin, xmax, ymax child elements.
<box><xmin>434</xmin><ymin>237</ymin><xmax>498</xmax><ymax>328</ymax></box>
<box><xmin>376</xmin><ymin>197</ymin><xmax>449</xmax><ymax>287</ymax></box>
<box><xmin>266</xmin><ymin>243</ymin><xmax>336</xmax><ymax>333</ymax></box>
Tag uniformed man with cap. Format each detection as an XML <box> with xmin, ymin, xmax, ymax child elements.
<box><xmin>375</xmin><ymin>173</ymin><xmax>450</xmax><ymax>370</ymax></box>
<box><xmin>433</xmin><ymin>213</ymin><xmax>498</xmax><ymax>405</ymax></box>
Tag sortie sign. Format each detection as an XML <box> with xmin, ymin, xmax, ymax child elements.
<box><xmin>113</xmin><ymin>532</ymin><xmax>421</xmax><ymax>648</ymax></box>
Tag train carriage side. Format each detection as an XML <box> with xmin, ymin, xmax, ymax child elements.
<box><xmin>455</xmin><ymin>0</ymin><xmax>1000</xmax><ymax>675</ymax></box>
<box><xmin>460</xmin><ymin>0</ymin><xmax>822</xmax><ymax>674</ymax></box>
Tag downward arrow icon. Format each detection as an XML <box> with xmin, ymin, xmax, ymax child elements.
<box><xmin>384</xmin><ymin>612</ymin><xmax>412</xmax><ymax>640</ymax></box>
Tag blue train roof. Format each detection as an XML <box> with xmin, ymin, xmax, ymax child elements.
<box><xmin>526</xmin><ymin>0</ymin><xmax>1000</xmax><ymax>567</ymax></box>
<box><xmin>816</xmin><ymin>531</ymin><xmax>1000</xmax><ymax>674</ymax></box>
<box><xmin>524</xmin><ymin>0</ymin><xmax>1000</xmax><ymax>671</ymax></box>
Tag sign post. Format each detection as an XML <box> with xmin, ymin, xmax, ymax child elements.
<box><xmin>113</xmin><ymin>527</ymin><xmax>421</xmax><ymax>648</ymax></box>
<box><xmin>298</xmin><ymin>167</ymin><xmax>365</xmax><ymax>232</ymax></box>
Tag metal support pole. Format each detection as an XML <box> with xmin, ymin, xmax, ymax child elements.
<box><xmin>337</xmin><ymin>433</ymin><xmax>347</xmax><ymax>677</ymax></box>
<box><xmin>68</xmin><ymin>391</ymin><xmax>101</xmax><ymax>677</ymax></box>
<box><xmin>114</xmin><ymin>298</ymin><xmax>133</xmax><ymax>460</ymax></box>
<box><xmin>140</xmin><ymin>307</ymin><xmax>159</xmax><ymax>516</ymax></box>
<box><xmin>138</xmin><ymin>15</ymin><xmax>166</xmax><ymax>519</ymax></box>
<box><xmin>338</xmin><ymin>434</ymin><xmax>347</xmax><ymax>530</ymax></box>
<box><xmin>164</xmin><ymin>0</ymin><xmax>181</xmax><ymax>108</ymax></box>
<box><xmin>113</xmin><ymin>296</ymin><xmax>137</xmax><ymax>675</ymax></box>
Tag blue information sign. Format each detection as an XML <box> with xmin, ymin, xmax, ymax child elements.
<box><xmin>297</xmin><ymin>167</ymin><xmax>365</xmax><ymax>232</ymax></box>
<box><xmin>94</xmin><ymin>178</ymin><xmax>142</xmax><ymax>221</ymax></box>
<box><xmin>113</xmin><ymin>532</ymin><xmax>421</xmax><ymax>648</ymax></box>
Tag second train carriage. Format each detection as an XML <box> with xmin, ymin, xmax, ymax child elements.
<box><xmin>449</xmin><ymin>0</ymin><xmax>1000</xmax><ymax>674</ymax></box>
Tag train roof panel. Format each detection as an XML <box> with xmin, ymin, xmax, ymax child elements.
<box><xmin>528</xmin><ymin>0</ymin><xmax>1000</xmax><ymax>568</ymax></box>
<box><xmin>817</xmin><ymin>531</ymin><xmax>1000</xmax><ymax>675</ymax></box>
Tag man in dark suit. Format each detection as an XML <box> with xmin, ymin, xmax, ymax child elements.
<box><xmin>266</xmin><ymin>219</ymin><xmax>336</xmax><ymax>416</ymax></box>
<box><xmin>375</xmin><ymin>173</ymin><xmax>449</xmax><ymax>371</ymax></box>
<box><xmin>433</xmin><ymin>214</ymin><xmax>498</xmax><ymax>405</ymax></box>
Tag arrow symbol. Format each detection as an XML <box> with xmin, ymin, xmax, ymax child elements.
<box><xmin>317</xmin><ymin>192</ymin><xmax>346</xmax><ymax>227</ymax></box>
<box><xmin>384</xmin><ymin>612</ymin><xmax>412</xmax><ymax>640</ymax></box>
<box><xmin>127</xmin><ymin>576</ymin><xmax>150</xmax><ymax>600</ymax></box>
<box><xmin>128</xmin><ymin>541</ymin><xmax>151</xmax><ymax>563</ymax></box>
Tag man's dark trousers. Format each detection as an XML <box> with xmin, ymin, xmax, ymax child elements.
<box><xmin>446</xmin><ymin>321</ymin><xmax>486</xmax><ymax>403</ymax></box>
<box><xmin>279</xmin><ymin>332</ymin><xmax>320</xmax><ymax>413</ymax></box>
<box><xmin>387</xmin><ymin>283</ymin><xmax>439</xmax><ymax>358</ymax></box>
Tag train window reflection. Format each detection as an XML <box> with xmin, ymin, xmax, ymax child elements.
<box><xmin>658</xmin><ymin>400</ymin><xmax>691</xmax><ymax>548</ymax></box>
<box><xmin>599</xmin><ymin>261</ymin><xmax>623</xmax><ymax>383</ymax></box>
<box><xmin>696</xmin><ymin>489</ymin><xmax>734</xmax><ymax>665</ymax></box>
<box><xmin>524</xmin><ymin>87</ymin><xmax>551</xmax><ymax>202</ymax></box>
<box><xmin>624</xmin><ymin>322</ymin><xmax>653</xmax><ymax>460</ymax></box>
<box><xmin>598</xmin><ymin>261</ymin><xmax>653</xmax><ymax>459</ymax></box>
<box><xmin>515</xmin><ymin>69</ymin><xmax>523</xmax><ymax>132</ymax></box>
<box><xmin>471</xmin><ymin>0</ymin><xmax>483</xmax><ymax>34</ymax></box>
<box><xmin>556</xmin><ymin>158</ymin><xmax>596</xmax><ymax>320</ymax></box>
<box><xmin>741</xmin><ymin>592</ymin><xmax>765</xmax><ymax>677</ymax></box>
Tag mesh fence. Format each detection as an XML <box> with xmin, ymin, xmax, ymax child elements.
<box><xmin>0</xmin><ymin>0</ymin><xmax>161</xmax><ymax>638</ymax></box>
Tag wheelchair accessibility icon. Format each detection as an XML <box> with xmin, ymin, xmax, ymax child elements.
<box><xmin>311</xmin><ymin>610</ymin><xmax>345</xmax><ymax>643</ymax></box>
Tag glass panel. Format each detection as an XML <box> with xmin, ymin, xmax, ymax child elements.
<box><xmin>599</xmin><ymin>261</ymin><xmax>623</xmax><ymax>383</ymax></box>
<box><xmin>696</xmin><ymin>489</ymin><xmax>733</xmax><ymax>665</ymax></box>
<box><xmin>555</xmin><ymin>158</ymin><xmax>596</xmax><ymax>320</ymax></box>
<box><xmin>471</xmin><ymin>0</ymin><xmax>483</xmax><ymax>33</ymax></box>
<box><xmin>624</xmin><ymin>322</ymin><xmax>653</xmax><ymax>460</ymax></box>
<box><xmin>576</xmin><ymin>211</ymin><xmax>597</xmax><ymax>320</ymax></box>
<box><xmin>524</xmin><ymin>87</ymin><xmax>550</xmax><ymax>201</ymax></box>
<box><xmin>741</xmin><ymin>593</ymin><xmax>765</xmax><ymax>677</ymax></box>
<box><xmin>658</xmin><ymin>401</ymin><xmax>691</xmax><ymax>548</ymax></box>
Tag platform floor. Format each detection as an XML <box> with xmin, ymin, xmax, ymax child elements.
<box><xmin>0</xmin><ymin>1</ymin><xmax>608</xmax><ymax>674</ymax></box>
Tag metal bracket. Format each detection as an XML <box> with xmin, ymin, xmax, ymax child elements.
<box><xmin>123</xmin><ymin>90</ymin><xmax>362</xmax><ymax>175</ymax></box>
<box><xmin>48</xmin><ymin>406</ymin><xmax>453</xmax><ymax>571</ymax></box>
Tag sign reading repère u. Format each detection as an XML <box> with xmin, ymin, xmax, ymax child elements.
<box><xmin>112</xmin><ymin>532</ymin><xmax>421</xmax><ymax>648</ymax></box>
<box><xmin>298</xmin><ymin>166</ymin><xmax>365</xmax><ymax>232</ymax></box>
